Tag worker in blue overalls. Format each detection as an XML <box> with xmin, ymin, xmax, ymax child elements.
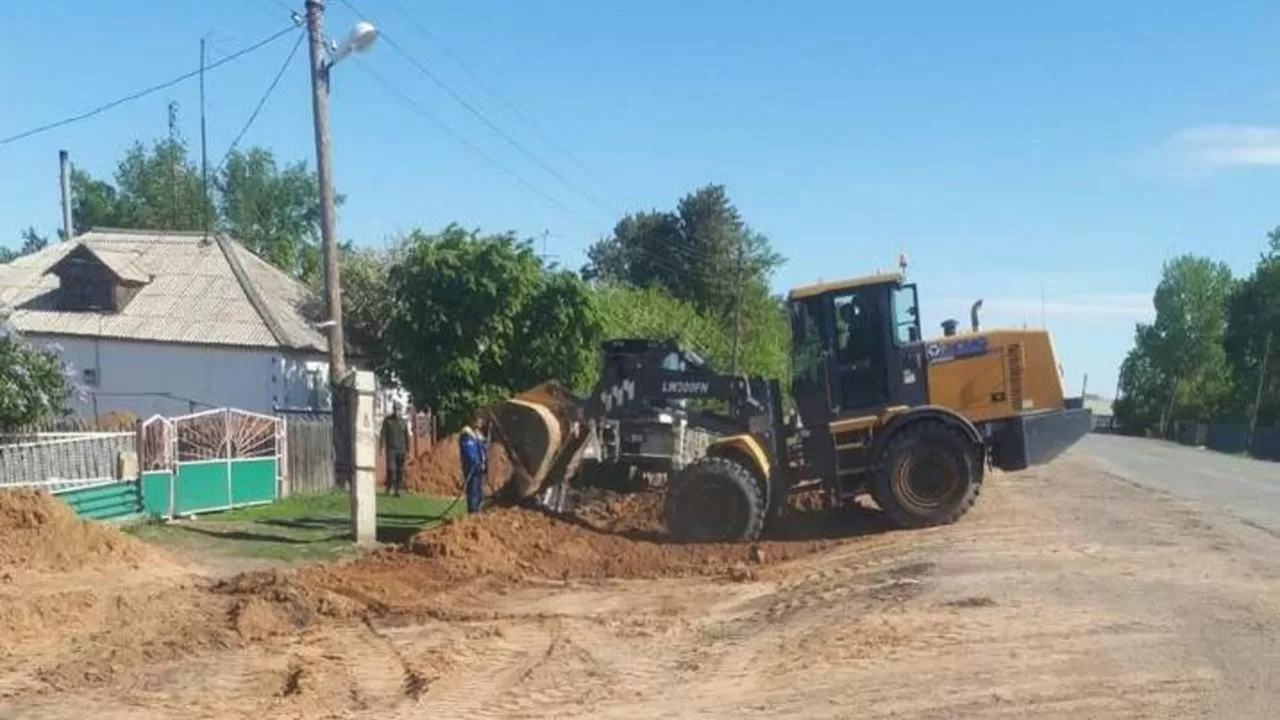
<box><xmin>459</xmin><ymin>412</ymin><xmax>489</xmax><ymax>514</ymax></box>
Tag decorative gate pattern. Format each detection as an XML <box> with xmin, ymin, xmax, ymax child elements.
<box><xmin>139</xmin><ymin>409</ymin><xmax>284</xmax><ymax>518</ymax></box>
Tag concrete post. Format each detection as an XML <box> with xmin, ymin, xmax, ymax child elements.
<box><xmin>349</xmin><ymin>369</ymin><xmax>378</xmax><ymax>545</ymax></box>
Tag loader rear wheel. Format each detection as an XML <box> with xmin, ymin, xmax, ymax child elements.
<box><xmin>665</xmin><ymin>456</ymin><xmax>765</xmax><ymax>543</ymax></box>
<box><xmin>873</xmin><ymin>420</ymin><xmax>982</xmax><ymax>529</ymax></box>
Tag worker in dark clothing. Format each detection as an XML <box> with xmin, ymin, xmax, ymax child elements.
<box><xmin>459</xmin><ymin>413</ymin><xmax>488</xmax><ymax>513</ymax></box>
<box><xmin>381</xmin><ymin>403</ymin><xmax>410</xmax><ymax>497</ymax></box>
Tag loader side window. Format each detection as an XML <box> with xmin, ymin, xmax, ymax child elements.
<box><xmin>892</xmin><ymin>284</ymin><xmax>921</xmax><ymax>345</ymax></box>
<box><xmin>790</xmin><ymin>298</ymin><xmax>824</xmax><ymax>386</ymax></box>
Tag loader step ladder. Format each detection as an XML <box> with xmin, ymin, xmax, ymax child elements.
<box><xmin>830</xmin><ymin>420</ymin><xmax>876</xmax><ymax>486</ymax></box>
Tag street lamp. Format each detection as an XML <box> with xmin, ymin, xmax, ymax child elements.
<box><xmin>329</xmin><ymin>21</ymin><xmax>379</xmax><ymax>66</ymax></box>
<box><xmin>305</xmin><ymin>0</ymin><xmax>377</xmax><ymax>542</ymax></box>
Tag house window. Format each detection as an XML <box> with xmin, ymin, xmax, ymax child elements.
<box><xmin>83</xmin><ymin>367</ymin><xmax>99</xmax><ymax>386</ymax></box>
<box><xmin>308</xmin><ymin>369</ymin><xmax>322</xmax><ymax>409</ymax></box>
<box><xmin>55</xmin><ymin>263</ymin><xmax>115</xmax><ymax>311</ymax></box>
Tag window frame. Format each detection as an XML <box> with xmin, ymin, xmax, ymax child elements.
<box><xmin>891</xmin><ymin>283</ymin><xmax>921</xmax><ymax>347</ymax></box>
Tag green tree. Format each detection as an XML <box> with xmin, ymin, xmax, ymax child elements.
<box><xmin>1113</xmin><ymin>326</ymin><xmax>1168</xmax><ymax>435</ymax></box>
<box><xmin>217</xmin><ymin>148</ymin><xmax>326</xmax><ymax>282</ymax></box>
<box><xmin>1116</xmin><ymin>255</ymin><xmax>1234</xmax><ymax>434</ymax></box>
<box><xmin>333</xmin><ymin>244</ymin><xmax>396</xmax><ymax>370</ymax></box>
<box><xmin>68</xmin><ymin>138</ymin><xmax>327</xmax><ymax>281</ymax></box>
<box><xmin>0</xmin><ymin>310</ymin><xmax>70</xmax><ymax>430</ymax></box>
<box><xmin>1224</xmin><ymin>231</ymin><xmax>1280</xmax><ymax>426</ymax></box>
<box><xmin>582</xmin><ymin>184</ymin><xmax>787</xmax><ymax>379</ymax></box>
<box><xmin>0</xmin><ymin>227</ymin><xmax>49</xmax><ymax>264</ymax></box>
<box><xmin>592</xmin><ymin>284</ymin><xmax>730</xmax><ymax>368</ymax></box>
<box><xmin>111</xmin><ymin>138</ymin><xmax>212</xmax><ymax>231</ymax></box>
<box><xmin>70</xmin><ymin>138</ymin><xmax>208</xmax><ymax>232</ymax></box>
<box><xmin>383</xmin><ymin>225</ymin><xmax>601</xmax><ymax>432</ymax></box>
<box><xmin>583</xmin><ymin>184</ymin><xmax>784</xmax><ymax>319</ymax></box>
<box><xmin>736</xmin><ymin>285</ymin><xmax>791</xmax><ymax>383</ymax></box>
<box><xmin>71</xmin><ymin>168</ymin><xmax>124</xmax><ymax>233</ymax></box>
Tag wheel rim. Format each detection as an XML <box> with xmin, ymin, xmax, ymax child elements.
<box><xmin>893</xmin><ymin>446</ymin><xmax>963</xmax><ymax>514</ymax></box>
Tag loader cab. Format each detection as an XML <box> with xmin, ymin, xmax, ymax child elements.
<box><xmin>787</xmin><ymin>273</ymin><xmax>926</xmax><ymax>427</ymax></box>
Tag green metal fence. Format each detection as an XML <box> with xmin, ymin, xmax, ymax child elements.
<box><xmin>3</xmin><ymin>408</ymin><xmax>284</xmax><ymax>522</ymax></box>
<box><xmin>137</xmin><ymin>409</ymin><xmax>283</xmax><ymax>518</ymax></box>
<box><xmin>55</xmin><ymin>479</ymin><xmax>144</xmax><ymax>521</ymax></box>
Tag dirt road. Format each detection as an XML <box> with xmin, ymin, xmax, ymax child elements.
<box><xmin>3</xmin><ymin>451</ymin><xmax>1278</xmax><ymax>719</ymax></box>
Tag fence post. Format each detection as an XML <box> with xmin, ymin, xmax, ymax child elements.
<box><xmin>224</xmin><ymin>408</ymin><xmax>234</xmax><ymax>509</ymax></box>
<box><xmin>169</xmin><ymin>418</ymin><xmax>177</xmax><ymax>519</ymax></box>
<box><xmin>278</xmin><ymin>415</ymin><xmax>289</xmax><ymax>498</ymax></box>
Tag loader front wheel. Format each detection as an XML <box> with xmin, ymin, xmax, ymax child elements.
<box><xmin>665</xmin><ymin>456</ymin><xmax>765</xmax><ymax>543</ymax></box>
<box><xmin>873</xmin><ymin>420</ymin><xmax>982</xmax><ymax>529</ymax></box>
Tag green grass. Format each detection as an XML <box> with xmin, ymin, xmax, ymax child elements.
<box><xmin>125</xmin><ymin>491</ymin><xmax>465</xmax><ymax>566</ymax></box>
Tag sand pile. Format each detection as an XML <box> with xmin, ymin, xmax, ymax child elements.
<box><xmin>0</xmin><ymin>489</ymin><xmax>155</xmax><ymax>574</ymax></box>
<box><xmin>404</xmin><ymin>492</ymin><xmax>838</xmax><ymax>582</ymax></box>
<box><xmin>215</xmin><ymin>569</ymin><xmax>368</xmax><ymax>641</ymax></box>
<box><xmin>4</xmin><ymin>569</ymin><xmax>370</xmax><ymax>692</ymax></box>
<box><xmin>570</xmin><ymin>487</ymin><xmax>666</xmax><ymax>536</ymax></box>
<box><xmin>403</xmin><ymin>435</ymin><xmax>513</xmax><ymax>497</ymax></box>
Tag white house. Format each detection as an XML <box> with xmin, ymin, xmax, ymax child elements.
<box><xmin>0</xmin><ymin>229</ymin><xmax>334</xmax><ymax>419</ymax></box>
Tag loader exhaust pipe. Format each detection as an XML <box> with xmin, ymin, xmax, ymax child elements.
<box><xmin>970</xmin><ymin>299</ymin><xmax>984</xmax><ymax>332</ymax></box>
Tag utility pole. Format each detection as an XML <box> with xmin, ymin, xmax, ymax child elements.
<box><xmin>58</xmin><ymin>150</ymin><xmax>73</xmax><ymax>241</ymax></box>
<box><xmin>730</xmin><ymin>241</ymin><xmax>746</xmax><ymax>375</ymax></box>
<box><xmin>200</xmin><ymin>37</ymin><xmax>211</xmax><ymax>238</ymax></box>
<box><xmin>306</xmin><ymin>0</ymin><xmax>347</xmax><ymax>383</ymax></box>
<box><xmin>1247</xmin><ymin>329</ymin><xmax>1273</xmax><ymax>453</ymax></box>
<box><xmin>306</xmin><ymin>0</ymin><xmax>352</xmax><ymax>490</ymax></box>
<box><xmin>167</xmin><ymin>102</ymin><xmax>180</xmax><ymax>230</ymax></box>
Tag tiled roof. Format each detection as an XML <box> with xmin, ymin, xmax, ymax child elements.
<box><xmin>0</xmin><ymin>229</ymin><xmax>327</xmax><ymax>352</ymax></box>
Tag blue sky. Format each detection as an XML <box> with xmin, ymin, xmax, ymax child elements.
<box><xmin>4</xmin><ymin>1</ymin><xmax>1280</xmax><ymax>399</ymax></box>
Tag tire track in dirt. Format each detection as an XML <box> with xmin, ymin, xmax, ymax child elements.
<box><xmin>4</xmin><ymin>457</ymin><xmax>1278</xmax><ymax>718</ymax></box>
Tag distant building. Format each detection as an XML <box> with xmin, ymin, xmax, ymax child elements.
<box><xmin>1083</xmin><ymin>395</ymin><xmax>1115</xmax><ymax>432</ymax></box>
<box><xmin>0</xmin><ymin>229</ymin><xmax>333</xmax><ymax>419</ymax></box>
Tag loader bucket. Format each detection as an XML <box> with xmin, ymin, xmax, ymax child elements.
<box><xmin>485</xmin><ymin>381</ymin><xmax>591</xmax><ymax>499</ymax></box>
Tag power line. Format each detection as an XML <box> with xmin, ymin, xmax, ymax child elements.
<box><xmin>219</xmin><ymin>30</ymin><xmax>307</xmax><ymax>169</ymax></box>
<box><xmin>267</xmin><ymin>0</ymin><xmax>297</xmax><ymax>17</ymax></box>
<box><xmin>0</xmin><ymin>25</ymin><xmax>301</xmax><ymax>147</ymax></box>
<box><xmin>377</xmin><ymin>0</ymin><xmax>638</xmax><ymax>209</ymax></box>
<box><xmin>352</xmin><ymin>62</ymin><xmax>717</xmax><ymax>285</ymax></box>
<box><xmin>335</xmin><ymin>0</ymin><xmax>617</xmax><ymax>220</ymax></box>
<box><xmin>351</xmin><ymin>57</ymin><xmax>603</xmax><ymax>235</ymax></box>
<box><xmin>350</xmin><ymin>61</ymin><xmax>708</xmax><ymax>283</ymax></box>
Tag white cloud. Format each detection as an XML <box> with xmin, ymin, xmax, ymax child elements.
<box><xmin>1167</xmin><ymin>124</ymin><xmax>1280</xmax><ymax>172</ymax></box>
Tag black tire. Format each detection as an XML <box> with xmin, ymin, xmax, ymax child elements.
<box><xmin>873</xmin><ymin>420</ymin><xmax>982</xmax><ymax>529</ymax></box>
<box><xmin>665</xmin><ymin>456</ymin><xmax>765</xmax><ymax>543</ymax></box>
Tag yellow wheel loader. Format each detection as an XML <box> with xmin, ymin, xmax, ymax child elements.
<box><xmin>488</xmin><ymin>271</ymin><xmax>1092</xmax><ymax>543</ymax></box>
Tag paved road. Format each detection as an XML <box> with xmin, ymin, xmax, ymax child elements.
<box><xmin>1079</xmin><ymin>433</ymin><xmax>1280</xmax><ymax>535</ymax></box>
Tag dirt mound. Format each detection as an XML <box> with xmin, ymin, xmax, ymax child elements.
<box><xmin>0</xmin><ymin>489</ymin><xmax>156</xmax><ymax>574</ymax></box>
<box><xmin>216</xmin><ymin>569</ymin><xmax>367</xmax><ymax>640</ymax></box>
<box><xmin>569</xmin><ymin>487</ymin><xmax>666</xmax><ymax>536</ymax></box>
<box><xmin>405</xmin><ymin>495</ymin><xmax>837</xmax><ymax>582</ymax></box>
<box><xmin>403</xmin><ymin>435</ymin><xmax>513</xmax><ymax>497</ymax></box>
